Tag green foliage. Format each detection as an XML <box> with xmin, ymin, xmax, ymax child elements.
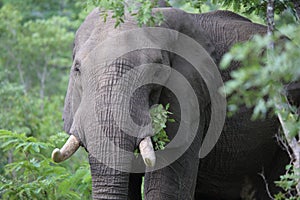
<box><xmin>274</xmin><ymin>165</ymin><xmax>300</xmax><ymax>200</ymax></box>
<box><xmin>0</xmin><ymin>2</ymin><xmax>75</xmax><ymax>139</ymax></box>
<box><xmin>0</xmin><ymin>0</ymin><xmax>299</xmax><ymax>198</ymax></box>
<box><xmin>0</xmin><ymin>0</ymin><xmax>82</xmax><ymax>21</ymax></box>
<box><xmin>150</xmin><ymin>104</ymin><xmax>173</xmax><ymax>150</ymax></box>
<box><xmin>0</xmin><ymin>2</ymin><xmax>91</xmax><ymax>199</ymax></box>
<box><xmin>134</xmin><ymin>103</ymin><xmax>173</xmax><ymax>156</ymax></box>
<box><xmin>222</xmin><ymin>0</ymin><xmax>294</xmax><ymax>16</ymax></box>
<box><xmin>0</xmin><ymin>80</ymin><xmax>68</xmax><ymax>143</ymax></box>
<box><xmin>221</xmin><ymin>24</ymin><xmax>300</xmax><ymax>197</ymax></box>
<box><xmin>133</xmin><ymin>0</ymin><xmax>165</xmax><ymax>26</ymax></box>
<box><xmin>221</xmin><ymin>26</ymin><xmax>300</xmax><ymax>135</ymax></box>
<box><xmin>141</xmin><ymin>176</ymin><xmax>145</xmax><ymax>200</ymax></box>
<box><xmin>81</xmin><ymin>0</ymin><xmax>299</xmax><ymax>26</ymax></box>
<box><xmin>84</xmin><ymin>0</ymin><xmax>125</xmax><ymax>27</ymax></box>
<box><xmin>0</xmin><ymin>4</ymin><xmax>74</xmax><ymax>96</ymax></box>
<box><xmin>0</xmin><ymin>130</ymin><xmax>92</xmax><ymax>200</ymax></box>
<box><xmin>177</xmin><ymin>0</ymin><xmax>298</xmax><ymax>21</ymax></box>
<box><xmin>84</xmin><ymin>0</ymin><xmax>165</xmax><ymax>26</ymax></box>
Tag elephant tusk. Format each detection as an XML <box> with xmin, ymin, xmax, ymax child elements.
<box><xmin>52</xmin><ymin>135</ymin><xmax>80</xmax><ymax>163</ymax></box>
<box><xmin>139</xmin><ymin>136</ymin><xmax>156</xmax><ymax>167</ymax></box>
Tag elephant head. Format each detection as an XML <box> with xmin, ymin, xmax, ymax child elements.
<box><xmin>52</xmin><ymin>7</ymin><xmax>223</xmax><ymax>199</ymax></box>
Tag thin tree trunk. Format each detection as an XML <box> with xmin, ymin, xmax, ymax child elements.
<box><xmin>38</xmin><ymin>65</ymin><xmax>47</xmax><ymax>111</ymax></box>
<box><xmin>267</xmin><ymin>0</ymin><xmax>300</xmax><ymax>193</ymax></box>
<box><xmin>5</xmin><ymin>47</ymin><xmax>27</xmax><ymax>94</ymax></box>
<box><xmin>16</xmin><ymin>61</ymin><xmax>27</xmax><ymax>94</ymax></box>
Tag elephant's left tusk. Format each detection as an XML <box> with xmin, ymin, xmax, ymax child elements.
<box><xmin>52</xmin><ymin>135</ymin><xmax>80</xmax><ymax>163</ymax></box>
<box><xmin>139</xmin><ymin>136</ymin><xmax>156</xmax><ymax>167</ymax></box>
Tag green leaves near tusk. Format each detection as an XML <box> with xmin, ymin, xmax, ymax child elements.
<box><xmin>134</xmin><ymin>103</ymin><xmax>173</xmax><ymax>157</ymax></box>
<box><xmin>150</xmin><ymin>104</ymin><xmax>173</xmax><ymax>151</ymax></box>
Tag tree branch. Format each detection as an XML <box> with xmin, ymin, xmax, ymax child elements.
<box><xmin>267</xmin><ymin>0</ymin><xmax>300</xmax><ymax>194</ymax></box>
<box><xmin>276</xmin><ymin>109</ymin><xmax>300</xmax><ymax>192</ymax></box>
<box><xmin>258</xmin><ymin>168</ymin><xmax>275</xmax><ymax>200</ymax></box>
<box><xmin>16</xmin><ymin>61</ymin><xmax>27</xmax><ymax>94</ymax></box>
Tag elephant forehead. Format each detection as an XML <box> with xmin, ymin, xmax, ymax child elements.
<box><xmin>77</xmin><ymin>47</ymin><xmax>165</xmax><ymax>77</ymax></box>
<box><xmin>74</xmin><ymin>11</ymin><xmax>138</xmax><ymax>63</ymax></box>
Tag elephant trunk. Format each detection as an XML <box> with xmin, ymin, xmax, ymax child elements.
<box><xmin>89</xmin><ymin>154</ymin><xmax>130</xmax><ymax>200</ymax></box>
<box><xmin>88</xmin><ymin>58</ymin><xmax>156</xmax><ymax>199</ymax></box>
<box><xmin>87</xmin><ymin>121</ymin><xmax>137</xmax><ymax>199</ymax></box>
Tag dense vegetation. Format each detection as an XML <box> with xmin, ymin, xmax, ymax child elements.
<box><xmin>0</xmin><ymin>0</ymin><xmax>299</xmax><ymax>199</ymax></box>
<box><xmin>0</xmin><ymin>1</ymin><xmax>93</xmax><ymax>199</ymax></box>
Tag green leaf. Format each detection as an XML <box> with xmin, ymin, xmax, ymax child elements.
<box><xmin>134</xmin><ymin>149</ymin><xmax>140</xmax><ymax>158</ymax></box>
<box><xmin>149</xmin><ymin>104</ymin><xmax>174</xmax><ymax>151</ymax></box>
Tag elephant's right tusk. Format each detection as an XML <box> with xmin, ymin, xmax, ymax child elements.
<box><xmin>139</xmin><ymin>136</ymin><xmax>156</xmax><ymax>167</ymax></box>
<box><xmin>52</xmin><ymin>135</ymin><xmax>80</xmax><ymax>163</ymax></box>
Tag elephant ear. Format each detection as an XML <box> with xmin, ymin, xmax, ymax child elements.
<box><xmin>154</xmin><ymin>8</ymin><xmax>226</xmax><ymax>156</ymax></box>
<box><xmin>157</xmin><ymin>7</ymin><xmax>216</xmax><ymax>107</ymax></box>
<box><xmin>155</xmin><ymin>8</ymin><xmax>217</xmax><ymax>62</ymax></box>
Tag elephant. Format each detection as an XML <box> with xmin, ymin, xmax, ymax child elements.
<box><xmin>52</xmin><ymin>7</ymin><xmax>220</xmax><ymax>200</ymax></box>
<box><xmin>51</xmin><ymin>7</ymin><xmax>298</xmax><ymax>200</ymax></box>
<box><xmin>189</xmin><ymin>11</ymin><xmax>290</xmax><ymax>199</ymax></box>
<box><xmin>128</xmin><ymin>10</ymin><xmax>292</xmax><ymax>200</ymax></box>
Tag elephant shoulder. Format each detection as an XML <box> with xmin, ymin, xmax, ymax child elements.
<box><xmin>203</xmin><ymin>10</ymin><xmax>252</xmax><ymax>22</ymax></box>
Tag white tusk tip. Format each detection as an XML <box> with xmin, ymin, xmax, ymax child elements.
<box><xmin>52</xmin><ymin>148</ymin><xmax>62</xmax><ymax>163</ymax></box>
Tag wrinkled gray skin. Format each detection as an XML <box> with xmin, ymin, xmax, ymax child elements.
<box><xmin>191</xmin><ymin>11</ymin><xmax>291</xmax><ymax>199</ymax></box>
<box><xmin>64</xmin><ymin>7</ymin><xmax>213</xmax><ymax>200</ymax></box>
<box><xmin>63</xmin><ymin>7</ymin><xmax>296</xmax><ymax>200</ymax></box>
<box><xmin>128</xmin><ymin>10</ymin><xmax>293</xmax><ymax>200</ymax></box>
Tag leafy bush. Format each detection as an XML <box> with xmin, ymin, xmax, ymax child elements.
<box><xmin>0</xmin><ymin>2</ymin><xmax>92</xmax><ymax>200</ymax></box>
<box><xmin>221</xmin><ymin>25</ymin><xmax>300</xmax><ymax>198</ymax></box>
<box><xmin>275</xmin><ymin>164</ymin><xmax>300</xmax><ymax>200</ymax></box>
<box><xmin>0</xmin><ymin>130</ymin><xmax>92</xmax><ymax>200</ymax></box>
<box><xmin>221</xmin><ymin>28</ymin><xmax>300</xmax><ymax>123</ymax></box>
